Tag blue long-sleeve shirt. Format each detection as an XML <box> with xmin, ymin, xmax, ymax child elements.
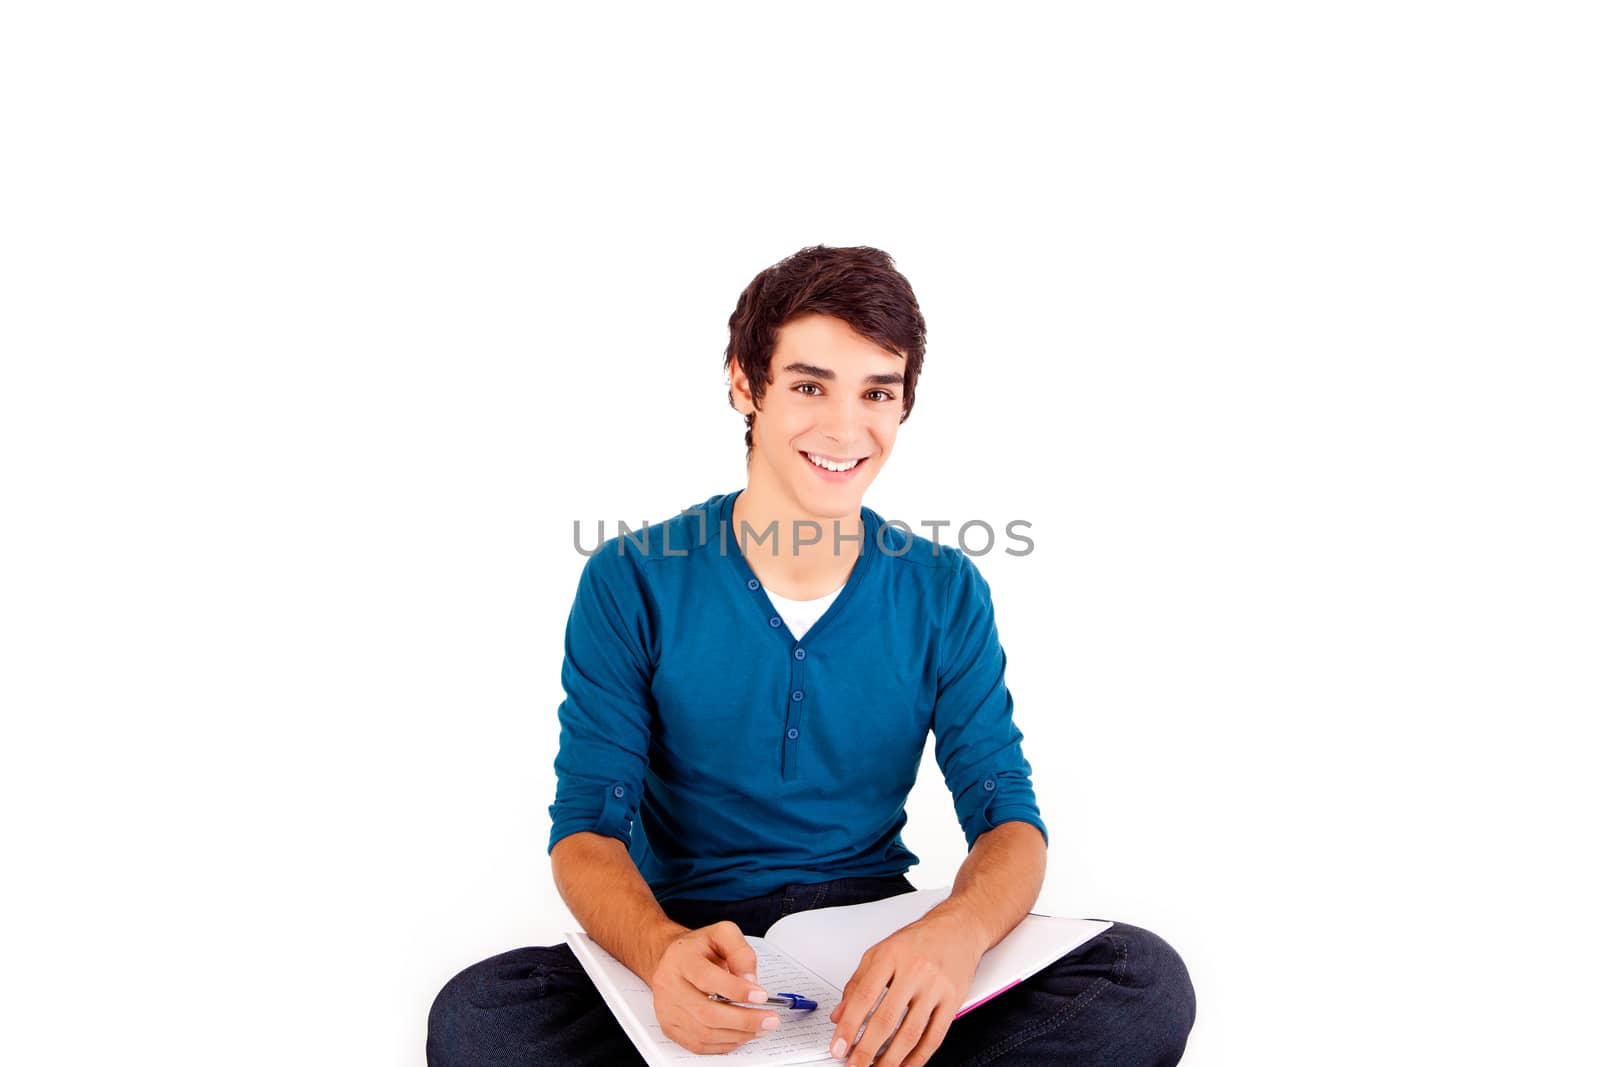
<box><xmin>547</xmin><ymin>488</ymin><xmax>1048</xmax><ymax>902</ymax></box>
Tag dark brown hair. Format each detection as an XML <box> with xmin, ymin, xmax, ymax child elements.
<box><xmin>724</xmin><ymin>245</ymin><xmax>927</xmax><ymax>462</ymax></box>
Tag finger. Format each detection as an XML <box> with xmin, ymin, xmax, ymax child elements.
<box><xmin>682</xmin><ymin>990</ymin><xmax>784</xmax><ymax>1036</ymax></box>
<box><xmin>662</xmin><ymin>1021</ymin><xmax>762</xmax><ymax>1056</ymax></box>
<box><xmin>687</xmin><ymin>1011</ymin><xmax>782</xmax><ymax>1042</ymax></box>
<box><xmin>669</xmin><ymin>965</ymin><xmax>779</xmax><ymax>1035</ymax></box>
<box><xmin>903</xmin><ymin>1000</ymin><xmax>957</xmax><ymax>1067</ymax></box>
<box><xmin>847</xmin><ymin>992</ymin><xmax>912</xmax><ymax>1067</ymax></box>
<box><xmin>872</xmin><ymin>995</ymin><xmax>935</xmax><ymax>1067</ymax></box>
<box><xmin>830</xmin><ymin>964</ymin><xmax>893</xmax><ymax>1060</ymax></box>
<box><xmin>682</xmin><ymin>952</ymin><xmax>768</xmax><ymax>1004</ymax></box>
<box><xmin>704</xmin><ymin>920</ymin><xmax>759</xmax><ymax>983</ymax></box>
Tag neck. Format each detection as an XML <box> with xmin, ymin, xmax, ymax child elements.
<box><xmin>731</xmin><ymin>478</ymin><xmax>864</xmax><ymax>597</ymax></box>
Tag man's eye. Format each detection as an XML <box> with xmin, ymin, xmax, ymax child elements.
<box><xmin>796</xmin><ymin>383</ymin><xmax>821</xmax><ymax>395</ymax></box>
<box><xmin>868</xmin><ymin>390</ymin><xmax>895</xmax><ymax>402</ymax></box>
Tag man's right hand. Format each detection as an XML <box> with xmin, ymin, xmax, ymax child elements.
<box><xmin>648</xmin><ymin>920</ymin><xmax>784</xmax><ymax>1054</ymax></box>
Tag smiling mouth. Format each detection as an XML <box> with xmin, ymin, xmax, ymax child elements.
<box><xmin>801</xmin><ymin>450</ymin><xmax>865</xmax><ymax>473</ymax></box>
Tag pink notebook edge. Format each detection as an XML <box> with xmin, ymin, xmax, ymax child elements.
<box><xmin>956</xmin><ymin>979</ymin><xmax>1020</xmax><ymax>1018</ymax></box>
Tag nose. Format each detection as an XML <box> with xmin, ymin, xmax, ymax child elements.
<box><xmin>820</xmin><ymin>394</ymin><xmax>859</xmax><ymax>445</ymax></box>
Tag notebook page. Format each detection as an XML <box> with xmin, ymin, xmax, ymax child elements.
<box><xmin>761</xmin><ymin>888</ymin><xmax>955</xmax><ymax>991</ymax></box>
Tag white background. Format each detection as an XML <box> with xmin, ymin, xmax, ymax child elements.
<box><xmin>3</xmin><ymin>3</ymin><xmax>1596</xmax><ymax>1065</ymax></box>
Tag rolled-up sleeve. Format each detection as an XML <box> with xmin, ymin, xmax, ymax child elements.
<box><xmin>931</xmin><ymin>550</ymin><xmax>1050</xmax><ymax>851</ymax></box>
<box><xmin>546</xmin><ymin>545</ymin><xmax>656</xmax><ymax>854</ymax></box>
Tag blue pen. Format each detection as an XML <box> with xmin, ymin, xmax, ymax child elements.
<box><xmin>709</xmin><ymin>991</ymin><xmax>819</xmax><ymax>1011</ymax></box>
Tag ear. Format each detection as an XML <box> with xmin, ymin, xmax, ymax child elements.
<box><xmin>728</xmin><ymin>363</ymin><xmax>757</xmax><ymax>414</ymax></box>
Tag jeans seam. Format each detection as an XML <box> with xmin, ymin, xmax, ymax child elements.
<box><xmin>1107</xmin><ymin>932</ymin><xmax>1130</xmax><ymax>985</ymax></box>
<box><xmin>958</xmin><ymin>932</ymin><xmax>1128</xmax><ymax>1067</ymax></box>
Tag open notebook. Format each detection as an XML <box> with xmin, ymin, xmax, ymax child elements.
<box><xmin>565</xmin><ymin>887</ymin><xmax>1112</xmax><ymax>1065</ymax></box>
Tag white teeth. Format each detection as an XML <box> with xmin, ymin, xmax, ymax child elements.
<box><xmin>806</xmin><ymin>452</ymin><xmax>860</xmax><ymax>472</ymax></box>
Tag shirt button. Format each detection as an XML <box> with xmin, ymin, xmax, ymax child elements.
<box><xmin>747</xmin><ymin>578</ymin><xmax>760</xmax><ymax>590</ymax></box>
<box><xmin>793</xmin><ymin>648</ymin><xmax>806</xmax><ymax>660</ymax></box>
<box><xmin>791</xmin><ymin>690</ymin><xmax>804</xmax><ymax>702</ymax></box>
<box><xmin>612</xmin><ymin>785</ymin><xmax>625</xmax><ymax>798</ymax></box>
<box><xmin>769</xmin><ymin>616</ymin><xmax>782</xmax><ymax>628</ymax></box>
<box><xmin>983</xmin><ymin>779</ymin><xmax>996</xmax><ymax>791</ymax></box>
<box><xmin>786</xmin><ymin>727</ymin><xmax>799</xmax><ymax>740</ymax></box>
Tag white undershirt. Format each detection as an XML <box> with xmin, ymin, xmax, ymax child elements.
<box><xmin>764</xmin><ymin>581</ymin><xmax>846</xmax><ymax>640</ymax></box>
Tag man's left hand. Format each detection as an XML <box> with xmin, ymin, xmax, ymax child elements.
<box><xmin>826</xmin><ymin>913</ymin><xmax>985</xmax><ymax>1067</ymax></box>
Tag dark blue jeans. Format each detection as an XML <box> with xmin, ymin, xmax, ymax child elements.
<box><xmin>428</xmin><ymin>875</ymin><xmax>1195</xmax><ymax>1066</ymax></box>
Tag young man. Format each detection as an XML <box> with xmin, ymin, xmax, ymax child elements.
<box><xmin>428</xmin><ymin>246</ymin><xmax>1196</xmax><ymax>1066</ymax></box>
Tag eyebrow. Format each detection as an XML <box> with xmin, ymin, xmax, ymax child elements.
<box><xmin>780</xmin><ymin>361</ymin><xmax>905</xmax><ymax>387</ymax></box>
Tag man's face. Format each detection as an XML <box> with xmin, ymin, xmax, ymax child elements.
<box><xmin>733</xmin><ymin>312</ymin><xmax>906</xmax><ymax>522</ymax></box>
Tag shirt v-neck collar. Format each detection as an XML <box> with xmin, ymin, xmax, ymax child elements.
<box><xmin>717</xmin><ymin>487</ymin><xmax>880</xmax><ymax>647</ymax></box>
<box><xmin>764</xmin><ymin>580</ymin><xmax>846</xmax><ymax>609</ymax></box>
